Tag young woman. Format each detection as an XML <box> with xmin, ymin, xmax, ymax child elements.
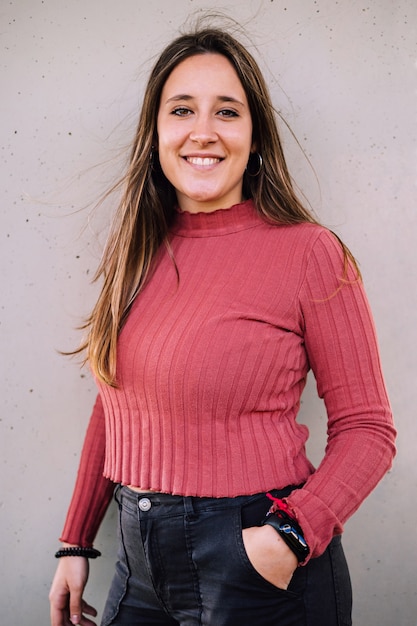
<box><xmin>49</xmin><ymin>27</ymin><xmax>396</xmax><ymax>626</ymax></box>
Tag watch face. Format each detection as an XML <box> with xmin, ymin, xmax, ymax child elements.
<box><xmin>281</xmin><ymin>522</ymin><xmax>308</xmax><ymax>548</ymax></box>
<box><xmin>262</xmin><ymin>512</ymin><xmax>309</xmax><ymax>560</ymax></box>
<box><xmin>279</xmin><ymin>522</ymin><xmax>293</xmax><ymax>532</ymax></box>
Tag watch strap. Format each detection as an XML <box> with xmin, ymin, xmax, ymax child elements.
<box><xmin>261</xmin><ymin>512</ymin><xmax>309</xmax><ymax>562</ymax></box>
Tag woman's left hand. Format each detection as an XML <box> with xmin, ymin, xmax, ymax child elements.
<box><xmin>242</xmin><ymin>524</ymin><xmax>298</xmax><ymax>590</ymax></box>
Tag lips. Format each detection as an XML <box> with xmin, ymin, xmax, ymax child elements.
<box><xmin>184</xmin><ymin>156</ymin><xmax>222</xmax><ymax>166</ymax></box>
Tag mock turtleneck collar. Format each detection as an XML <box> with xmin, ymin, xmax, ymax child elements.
<box><xmin>171</xmin><ymin>199</ymin><xmax>263</xmax><ymax>238</ymax></box>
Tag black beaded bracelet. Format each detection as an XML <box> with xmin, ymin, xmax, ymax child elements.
<box><xmin>55</xmin><ymin>547</ymin><xmax>101</xmax><ymax>559</ymax></box>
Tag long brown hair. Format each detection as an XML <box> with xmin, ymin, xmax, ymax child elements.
<box><xmin>79</xmin><ymin>27</ymin><xmax>357</xmax><ymax>386</ymax></box>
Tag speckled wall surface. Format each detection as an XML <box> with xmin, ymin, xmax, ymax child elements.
<box><xmin>1</xmin><ymin>1</ymin><xmax>416</xmax><ymax>624</ymax></box>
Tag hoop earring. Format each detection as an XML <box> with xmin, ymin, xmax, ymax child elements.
<box><xmin>246</xmin><ymin>152</ymin><xmax>263</xmax><ymax>177</ymax></box>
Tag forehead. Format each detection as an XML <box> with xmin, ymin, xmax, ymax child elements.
<box><xmin>160</xmin><ymin>53</ymin><xmax>247</xmax><ymax>97</ymax></box>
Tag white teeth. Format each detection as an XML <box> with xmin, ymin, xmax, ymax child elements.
<box><xmin>186</xmin><ymin>157</ymin><xmax>220</xmax><ymax>166</ymax></box>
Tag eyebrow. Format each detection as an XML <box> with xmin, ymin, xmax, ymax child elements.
<box><xmin>165</xmin><ymin>94</ymin><xmax>246</xmax><ymax>106</ymax></box>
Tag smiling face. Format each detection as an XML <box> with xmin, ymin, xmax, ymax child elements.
<box><xmin>156</xmin><ymin>53</ymin><xmax>254</xmax><ymax>213</ymax></box>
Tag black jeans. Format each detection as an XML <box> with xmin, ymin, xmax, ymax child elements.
<box><xmin>101</xmin><ymin>486</ymin><xmax>352</xmax><ymax>626</ymax></box>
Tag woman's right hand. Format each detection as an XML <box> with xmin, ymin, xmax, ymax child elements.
<box><xmin>49</xmin><ymin>549</ymin><xmax>97</xmax><ymax>626</ymax></box>
<box><xmin>242</xmin><ymin>524</ymin><xmax>298</xmax><ymax>590</ymax></box>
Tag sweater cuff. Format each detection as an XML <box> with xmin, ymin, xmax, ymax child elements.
<box><xmin>284</xmin><ymin>489</ymin><xmax>344</xmax><ymax>563</ymax></box>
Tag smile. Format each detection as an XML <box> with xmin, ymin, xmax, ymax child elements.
<box><xmin>185</xmin><ymin>157</ymin><xmax>222</xmax><ymax>166</ymax></box>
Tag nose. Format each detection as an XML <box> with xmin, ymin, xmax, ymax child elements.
<box><xmin>189</xmin><ymin>114</ymin><xmax>218</xmax><ymax>146</ymax></box>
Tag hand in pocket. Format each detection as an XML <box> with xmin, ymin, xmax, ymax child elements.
<box><xmin>242</xmin><ymin>524</ymin><xmax>298</xmax><ymax>590</ymax></box>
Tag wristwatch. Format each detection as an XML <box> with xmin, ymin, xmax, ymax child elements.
<box><xmin>261</xmin><ymin>511</ymin><xmax>310</xmax><ymax>562</ymax></box>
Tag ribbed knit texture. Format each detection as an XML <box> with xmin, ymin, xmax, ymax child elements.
<box><xmin>60</xmin><ymin>200</ymin><xmax>395</xmax><ymax>558</ymax></box>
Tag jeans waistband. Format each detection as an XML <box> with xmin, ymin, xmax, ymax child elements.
<box><xmin>116</xmin><ymin>484</ymin><xmax>298</xmax><ymax>517</ymax></box>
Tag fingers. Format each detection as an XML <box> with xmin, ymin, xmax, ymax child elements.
<box><xmin>49</xmin><ymin>587</ymin><xmax>71</xmax><ymax>626</ymax></box>
<box><xmin>50</xmin><ymin>602</ymin><xmax>67</xmax><ymax>626</ymax></box>
<box><xmin>49</xmin><ymin>557</ymin><xmax>96</xmax><ymax>626</ymax></box>
<box><xmin>69</xmin><ymin>599</ymin><xmax>97</xmax><ymax>625</ymax></box>
<box><xmin>81</xmin><ymin>601</ymin><xmax>98</xmax><ymax>617</ymax></box>
<box><xmin>69</xmin><ymin>587</ymin><xmax>83</xmax><ymax>624</ymax></box>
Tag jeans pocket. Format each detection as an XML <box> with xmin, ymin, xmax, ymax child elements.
<box><xmin>101</xmin><ymin>558</ymin><xmax>130</xmax><ymax>626</ymax></box>
<box><xmin>100</xmin><ymin>504</ymin><xmax>131</xmax><ymax>626</ymax></box>
<box><xmin>234</xmin><ymin>508</ymin><xmax>301</xmax><ymax>598</ymax></box>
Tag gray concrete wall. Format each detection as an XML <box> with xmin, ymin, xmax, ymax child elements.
<box><xmin>1</xmin><ymin>1</ymin><xmax>415</xmax><ymax>624</ymax></box>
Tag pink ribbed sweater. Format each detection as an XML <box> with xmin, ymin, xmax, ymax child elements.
<box><xmin>60</xmin><ymin>200</ymin><xmax>395</xmax><ymax>559</ymax></box>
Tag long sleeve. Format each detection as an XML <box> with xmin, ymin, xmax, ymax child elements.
<box><xmin>59</xmin><ymin>394</ymin><xmax>115</xmax><ymax>547</ymax></box>
<box><xmin>57</xmin><ymin>202</ymin><xmax>395</xmax><ymax>553</ymax></box>
<box><xmin>286</xmin><ymin>230</ymin><xmax>396</xmax><ymax>559</ymax></box>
